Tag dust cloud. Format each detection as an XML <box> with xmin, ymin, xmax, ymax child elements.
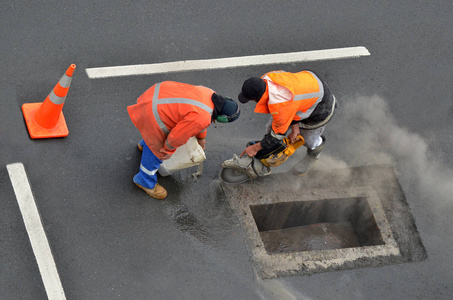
<box><xmin>333</xmin><ymin>95</ymin><xmax>453</xmax><ymax>204</ymax></box>
<box><xmin>278</xmin><ymin>95</ymin><xmax>453</xmax><ymax>205</ymax></box>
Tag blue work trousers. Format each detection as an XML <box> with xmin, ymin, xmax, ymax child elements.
<box><xmin>133</xmin><ymin>140</ymin><xmax>163</xmax><ymax>189</ymax></box>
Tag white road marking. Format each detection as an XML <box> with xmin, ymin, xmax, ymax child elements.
<box><xmin>6</xmin><ymin>163</ymin><xmax>66</xmax><ymax>300</ymax></box>
<box><xmin>86</xmin><ymin>46</ymin><xmax>370</xmax><ymax>78</ymax></box>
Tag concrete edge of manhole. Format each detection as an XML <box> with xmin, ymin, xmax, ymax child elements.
<box><xmin>220</xmin><ymin>165</ymin><xmax>427</xmax><ymax>278</ymax></box>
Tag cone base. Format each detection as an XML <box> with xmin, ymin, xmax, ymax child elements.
<box><xmin>22</xmin><ymin>102</ymin><xmax>69</xmax><ymax>139</ymax></box>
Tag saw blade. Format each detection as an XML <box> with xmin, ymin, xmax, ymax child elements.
<box><xmin>219</xmin><ymin>167</ymin><xmax>251</xmax><ymax>184</ymax></box>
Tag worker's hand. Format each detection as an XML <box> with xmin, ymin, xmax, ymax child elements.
<box><xmin>240</xmin><ymin>143</ymin><xmax>262</xmax><ymax>158</ymax></box>
<box><xmin>288</xmin><ymin>131</ymin><xmax>302</xmax><ymax>144</ymax></box>
<box><xmin>197</xmin><ymin>137</ymin><xmax>206</xmax><ymax>149</ymax></box>
<box><xmin>159</xmin><ymin>149</ymin><xmax>173</xmax><ymax>160</ymax></box>
<box><xmin>288</xmin><ymin>124</ymin><xmax>301</xmax><ymax>143</ymax></box>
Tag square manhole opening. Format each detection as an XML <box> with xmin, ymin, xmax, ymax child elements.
<box><xmin>250</xmin><ymin>197</ymin><xmax>385</xmax><ymax>254</ymax></box>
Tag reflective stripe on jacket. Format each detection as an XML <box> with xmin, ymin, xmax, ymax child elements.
<box><xmin>254</xmin><ymin>70</ymin><xmax>324</xmax><ymax>134</ymax></box>
<box><xmin>127</xmin><ymin>81</ymin><xmax>215</xmax><ymax>159</ymax></box>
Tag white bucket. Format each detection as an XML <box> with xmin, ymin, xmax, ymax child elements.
<box><xmin>158</xmin><ymin>137</ymin><xmax>206</xmax><ymax>176</ymax></box>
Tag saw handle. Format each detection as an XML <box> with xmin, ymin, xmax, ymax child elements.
<box><xmin>284</xmin><ymin>135</ymin><xmax>305</xmax><ymax>146</ymax></box>
<box><xmin>283</xmin><ymin>135</ymin><xmax>305</xmax><ymax>156</ymax></box>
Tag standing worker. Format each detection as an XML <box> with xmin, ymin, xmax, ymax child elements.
<box><xmin>238</xmin><ymin>70</ymin><xmax>337</xmax><ymax>175</ymax></box>
<box><xmin>128</xmin><ymin>81</ymin><xmax>240</xmax><ymax>199</ymax></box>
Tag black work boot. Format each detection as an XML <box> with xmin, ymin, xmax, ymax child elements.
<box><xmin>292</xmin><ymin>136</ymin><xmax>325</xmax><ymax>176</ymax></box>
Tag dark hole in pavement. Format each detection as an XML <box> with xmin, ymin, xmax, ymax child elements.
<box><xmin>250</xmin><ymin>197</ymin><xmax>385</xmax><ymax>254</ymax></box>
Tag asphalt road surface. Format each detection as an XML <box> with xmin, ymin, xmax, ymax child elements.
<box><xmin>1</xmin><ymin>1</ymin><xmax>452</xmax><ymax>299</ymax></box>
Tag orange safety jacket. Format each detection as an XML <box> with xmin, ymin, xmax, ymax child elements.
<box><xmin>254</xmin><ymin>70</ymin><xmax>324</xmax><ymax>135</ymax></box>
<box><xmin>127</xmin><ymin>81</ymin><xmax>215</xmax><ymax>159</ymax></box>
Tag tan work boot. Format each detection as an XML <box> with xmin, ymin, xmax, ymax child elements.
<box><xmin>134</xmin><ymin>182</ymin><xmax>167</xmax><ymax>199</ymax></box>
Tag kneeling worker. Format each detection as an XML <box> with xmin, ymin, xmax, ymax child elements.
<box><xmin>128</xmin><ymin>81</ymin><xmax>240</xmax><ymax>199</ymax></box>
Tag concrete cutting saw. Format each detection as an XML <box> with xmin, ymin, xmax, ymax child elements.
<box><xmin>219</xmin><ymin>135</ymin><xmax>305</xmax><ymax>184</ymax></box>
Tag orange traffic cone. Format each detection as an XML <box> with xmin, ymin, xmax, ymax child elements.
<box><xmin>22</xmin><ymin>64</ymin><xmax>76</xmax><ymax>139</ymax></box>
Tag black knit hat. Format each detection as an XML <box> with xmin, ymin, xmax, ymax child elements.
<box><xmin>211</xmin><ymin>93</ymin><xmax>240</xmax><ymax>123</ymax></box>
<box><xmin>238</xmin><ymin>77</ymin><xmax>266</xmax><ymax>103</ymax></box>
<box><xmin>221</xmin><ymin>98</ymin><xmax>240</xmax><ymax>122</ymax></box>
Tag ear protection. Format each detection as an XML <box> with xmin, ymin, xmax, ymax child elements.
<box><xmin>216</xmin><ymin>106</ymin><xmax>240</xmax><ymax>123</ymax></box>
<box><xmin>216</xmin><ymin>115</ymin><xmax>229</xmax><ymax>123</ymax></box>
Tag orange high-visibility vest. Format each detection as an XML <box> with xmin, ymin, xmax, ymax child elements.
<box><xmin>127</xmin><ymin>81</ymin><xmax>215</xmax><ymax>159</ymax></box>
<box><xmin>254</xmin><ymin>70</ymin><xmax>324</xmax><ymax>134</ymax></box>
